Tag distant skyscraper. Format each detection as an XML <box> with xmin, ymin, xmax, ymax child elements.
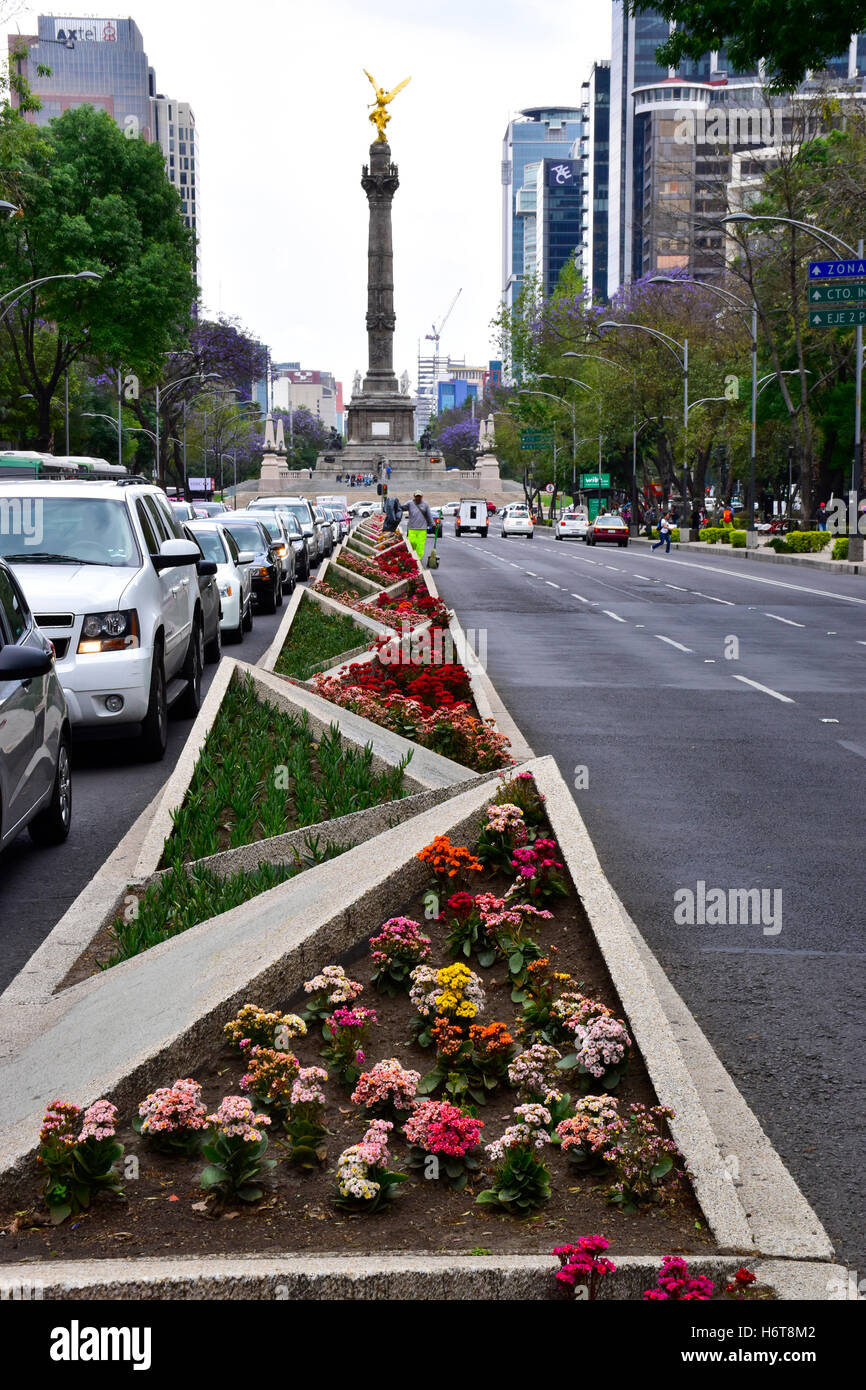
<box><xmin>578</xmin><ymin>61</ymin><xmax>610</xmax><ymax>301</ymax></box>
<box><xmin>9</xmin><ymin>17</ymin><xmax>200</xmax><ymax>281</ymax></box>
<box><xmin>152</xmin><ymin>96</ymin><xmax>200</xmax><ymax>282</ymax></box>
<box><xmin>501</xmin><ymin>106</ymin><xmax>584</xmax><ymax>308</ymax></box>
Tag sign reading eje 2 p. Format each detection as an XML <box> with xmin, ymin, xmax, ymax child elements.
<box><xmin>809</xmin><ymin>259</ymin><xmax>866</xmax><ymax>279</ymax></box>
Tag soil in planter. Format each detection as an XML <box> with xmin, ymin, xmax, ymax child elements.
<box><xmin>2</xmin><ymin>840</ymin><xmax>720</xmax><ymax>1264</ymax></box>
<box><xmin>160</xmin><ymin>672</ymin><xmax>410</xmax><ymax>868</ymax></box>
<box><xmin>274</xmin><ymin>595</ymin><xmax>372</xmax><ymax>682</ymax></box>
<box><xmin>315</xmin><ymin>569</ymin><xmax>364</xmax><ymax>601</ymax></box>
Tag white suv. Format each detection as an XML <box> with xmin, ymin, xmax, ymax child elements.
<box><xmin>0</xmin><ymin>480</ymin><xmax>206</xmax><ymax>761</ymax></box>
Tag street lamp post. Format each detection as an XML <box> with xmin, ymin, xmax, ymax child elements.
<box><xmin>518</xmin><ymin>386</ymin><xmax>585</xmax><ymax>515</ymax></box>
<box><xmin>599</xmin><ymin>321</ymin><xmax>691</xmax><ymax>535</ymax></box>
<box><xmin>722</xmin><ymin>213</ymin><xmax>864</xmax><ymax>557</ymax></box>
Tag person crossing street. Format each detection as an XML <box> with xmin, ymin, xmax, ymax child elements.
<box><xmin>405</xmin><ymin>489</ymin><xmax>434</xmax><ymax>563</ymax></box>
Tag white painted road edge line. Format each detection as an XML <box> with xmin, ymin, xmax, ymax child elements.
<box><xmin>602</xmin><ymin>610</ymin><xmax>627</xmax><ymax>623</ymax></box>
<box><xmin>655</xmin><ymin>634</ymin><xmax>693</xmax><ymax>653</ymax></box>
<box><xmin>764</xmin><ymin>613</ymin><xmax>806</xmax><ymax>628</ymax></box>
<box><xmin>732</xmin><ymin>674</ymin><xmax>795</xmax><ymax>703</ymax></box>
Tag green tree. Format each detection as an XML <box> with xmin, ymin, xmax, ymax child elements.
<box><xmin>630</xmin><ymin>1</ymin><xmax>866</xmax><ymax>90</ymax></box>
<box><xmin>0</xmin><ymin>102</ymin><xmax>196</xmax><ymax>449</ymax></box>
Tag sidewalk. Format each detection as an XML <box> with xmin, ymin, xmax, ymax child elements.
<box><xmin>628</xmin><ymin>535</ymin><xmax>866</xmax><ymax>577</ymax></box>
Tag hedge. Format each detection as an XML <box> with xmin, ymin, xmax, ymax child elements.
<box><xmin>832</xmin><ymin>538</ymin><xmax>849</xmax><ymax>560</ymax></box>
<box><xmin>767</xmin><ymin>531</ymin><xmax>831</xmax><ymax>554</ymax></box>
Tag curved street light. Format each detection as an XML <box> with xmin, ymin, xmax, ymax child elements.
<box><xmin>600</xmin><ymin>320</ymin><xmax>693</xmax><ymax>532</ymax></box>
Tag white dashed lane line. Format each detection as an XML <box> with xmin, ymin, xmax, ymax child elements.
<box><xmin>764</xmin><ymin>613</ymin><xmax>805</xmax><ymax>628</ymax></box>
<box><xmin>571</xmin><ymin>593</ymin><xmax>590</xmax><ymax>603</ymax></box>
<box><xmin>632</xmin><ymin>573</ymin><xmax>652</xmax><ymax>581</ymax></box>
<box><xmin>655</xmin><ymin>635</ymin><xmax>693</xmax><ymax>653</ymax></box>
<box><xmin>603</xmin><ymin>610</ymin><xmax>627</xmax><ymax>623</ymax></box>
<box><xmin>691</xmin><ymin>591</ymin><xmax>735</xmax><ymax>606</ymax></box>
<box><xmin>666</xmin><ymin>584</ymin><xmax>688</xmax><ymax>592</ymax></box>
<box><xmin>545</xmin><ymin>581</ymin><xmax>560</xmax><ymax>589</ymax></box>
<box><xmin>732</xmin><ymin>674</ymin><xmax>795</xmax><ymax>704</ymax></box>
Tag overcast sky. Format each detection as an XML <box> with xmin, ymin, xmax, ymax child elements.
<box><xmin>4</xmin><ymin>1</ymin><xmax>614</xmax><ymax>391</ymax></box>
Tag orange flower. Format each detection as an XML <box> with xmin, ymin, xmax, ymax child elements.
<box><xmin>469</xmin><ymin>1021</ymin><xmax>514</xmax><ymax>1058</ymax></box>
<box><xmin>417</xmin><ymin>835</ymin><xmax>483</xmax><ymax>877</ymax></box>
<box><xmin>431</xmin><ymin>1016</ymin><xmax>464</xmax><ymax>1058</ymax></box>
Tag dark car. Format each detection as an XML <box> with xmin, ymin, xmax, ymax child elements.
<box><xmin>218</xmin><ymin>516</ymin><xmax>282</xmax><ymax>613</ymax></box>
<box><xmin>194</xmin><ymin>501</ymin><xmax>229</xmax><ymax>517</ymax></box>
<box><xmin>182</xmin><ymin>525</ymin><xmax>222</xmax><ymax>663</ymax></box>
<box><xmin>0</xmin><ymin>558</ymin><xmax>72</xmax><ymax>850</ymax></box>
<box><xmin>248</xmin><ymin>500</ymin><xmax>317</xmax><ymax>580</ymax></box>
<box><xmin>234</xmin><ymin>509</ymin><xmax>297</xmax><ymax>594</ymax></box>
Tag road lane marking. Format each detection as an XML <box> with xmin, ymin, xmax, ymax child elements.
<box><xmin>732</xmin><ymin>674</ymin><xmax>794</xmax><ymax>703</ymax></box>
<box><xmin>764</xmin><ymin>613</ymin><xmax>805</xmax><ymax>627</ymax></box>
<box><xmin>691</xmin><ymin>590</ymin><xmax>735</xmax><ymax>605</ymax></box>
<box><xmin>839</xmin><ymin>739</ymin><xmax>866</xmax><ymax>758</ymax></box>
<box><xmin>665</xmin><ymin>584</ymin><xmax>688</xmax><ymax>592</ymax></box>
<box><xmin>605</xmin><ymin>565</ymin><xmax>621</xmax><ymax>571</ymax></box>
<box><xmin>602</xmin><ymin>610</ymin><xmax>626</xmax><ymax>622</ymax></box>
<box><xmin>525</xmin><ymin>571</ymin><xmax>538</xmax><ymax>577</ymax></box>
<box><xmin>655</xmin><ymin>635</ymin><xmax>692</xmax><ymax>652</ymax></box>
<box><xmin>632</xmin><ymin>573</ymin><xmax>652</xmax><ymax>580</ymax></box>
<box><xmin>545</xmin><ymin>581</ymin><xmax>560</xmax><ymax>588</ymax></box>
<box><xmin>571</xmin><ymin>593</ymin><xmax>589</xmax><ymax>602</ymax></box>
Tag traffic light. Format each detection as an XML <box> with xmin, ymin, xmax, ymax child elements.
<box><xmin>377</xmin><ymin>483</ymin><xmax>383</xmax><ymax>496</ymax></box>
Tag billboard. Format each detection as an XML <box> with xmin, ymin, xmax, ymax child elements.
<box><xmin>54</xmin><ymin>19</ymin><xmax>119</xmax><ymax>42</ymax></box>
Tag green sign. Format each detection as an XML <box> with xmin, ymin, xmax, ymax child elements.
<box><xmin>521</xmin><ymin>429</ymin><xmax>554</xmax><ymax>450</ymax></box>
<box><xmin>809</xmin><ymin>306</ymin><xmax>866</xmax><ymax>327</ymax></box>
<box><xmin>809</xmin><ymin>282</ymin><xmax>866</xmax><ymax>304</ymax></box>
<box><xmin>581</xmin><ymin>472</ymin><xmax>611</xmax><ymax>488</ymax></box>
<box><xmin>587</xmin><ymin>497</ymin><xmax>609</xmax><ymax>522</ymax></box>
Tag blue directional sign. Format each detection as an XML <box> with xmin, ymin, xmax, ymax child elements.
<box><xmin>809</xmin><ymin>259</ymin><xmax>866</xmax><ymax>280</ymax></box>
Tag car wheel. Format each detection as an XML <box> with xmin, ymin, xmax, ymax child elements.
<box><xmin>140</xmin><ymin>646</ymin><xmax>168</xmax><ymax>761</ymax></box>
<box><xmin>205</xmin><ymin>614</ymin><xmax>222</xmax><ymax>664</ymax></box>
<box><xmin>28</xmin><ymin>732</ymin><xmax>72</xmax><ymax>846</ymax></box>
<box><xmin>455</xmin><ymin>526</ymin><xmax>461</xmax><ymax>536</ymax></box>
<box><xmin>260</xmin><ymin>583</ymin><xmax>277</xmax><ymax>615</ymax></box>
<box><xmin>178</xmin><ymin>616</ymin><xmax>204</xmax><ymax>719</ymax></box>
<box><xmin>226</xmin><ymin>605</ymin><xmax>244</xmax><ymax>643</ymax></box>
<box><xmin>243</xmin><ymin>598</ymin><xmax>253</xmax><ymax>632</ymax></box>
<box><xmin>481</xmin><ymin>528</ymin><xmax>488</xmax><ymax>537</ymax></box>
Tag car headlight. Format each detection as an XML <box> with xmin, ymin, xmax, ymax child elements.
<box><xmin>77</xmin><ymin>609</ymin><xmax>140</xmax><ymax>654</ymax></box>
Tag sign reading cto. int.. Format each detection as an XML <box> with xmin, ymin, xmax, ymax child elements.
<box><xmin>54</xmin><ymin>20</ymin><xmax>118</xmax><ymax>42</ymax></box>
<box><xmin>809</xmin><ymin>282</ymin><xmax>866</xmax><ymax>304</ymax></box>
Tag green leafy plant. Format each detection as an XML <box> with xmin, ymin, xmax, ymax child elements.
<box><xmin>833</xmin><ymin>537</ymin><xmax>849</xmax><ymax>559</ymax></box>
<box><xmin>37</xmin><ymin>1101</ymin><xmax>124</xmax><ymax>1225</ymax></box>
<box><xmin>199</xmin><ymin>1097</ymin><xmax>276</xmax><ymax>1203</ymax></box>
<box><xmin>476</xmin><ymin>1104</ymin><xmax>553</xmax><ymax>1215</ymax></box>
<box><xmin>275</xmin><ymin>596</ymin><xmax>370</xmax><ymax>680</ymax></box>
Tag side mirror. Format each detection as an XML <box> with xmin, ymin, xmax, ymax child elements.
<box><xmin>152</xmin><ymin>539</ymin><xmax>202</xmax><ymax>571</ymax></box>
<box><xmin>197</xmin><ymin>559</ymin><xmax>218</xmax><ymax>577</ymax></box>
<box><xmin>236</xmin><ymin>550</ymin><xmax>254</xmax><ymax>565</ymax></box>
<box><xmin>0</xmin><ymin>643</ymin><xmax>52</xmax><ymax>680</ymax></box>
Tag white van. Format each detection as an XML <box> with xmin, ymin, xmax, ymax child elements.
<box><xmin>455</xmin><ymin>498</ymin><xmax>489</xmax><ymax>537</ymax></box>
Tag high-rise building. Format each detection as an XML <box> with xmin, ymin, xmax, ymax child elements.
<box><xmin>9</xmin><ymin>17</ymin><xmax>200</xmax><ymax>280</ymax></box>
<box><xmin>578</xmin><ymin>62</ymin><xmax>610</xmax><ymax>301</ymax></box>
<box><xmin>271</xmin><ymin>367</ymin><xmax>342</xmax><ymax>434</ymax></box>
<box><xmin>8</xmin><ymin>16</ymin><xmax>154</xmax><ymax>137</ymax></box>
<box><xmin>152</xmin><ymin>96</ymin><xmax>200</xmax><ymax>281</ymax></box>
<box><xmin>501</xmin><ymin>106</ymin><xmax>584</xmax><ymax>308</ymax></box>
<box><xmin>606</xmin><ymin>1</ymin><xmax>866</xmax><ymax>297</ymax></box>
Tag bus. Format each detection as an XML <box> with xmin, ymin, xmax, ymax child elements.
<box><xmin>0</xmin><ymin>452</ymin><xmax>126</xmax><ymax>481</ymax></box>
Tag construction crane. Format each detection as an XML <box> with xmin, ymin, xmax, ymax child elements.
<box><xmin>426</xmin><ymin>288</ymin><xmax>462</xmax><ymax>352</ymax></box>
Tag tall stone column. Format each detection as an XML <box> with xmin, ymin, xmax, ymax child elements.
<box><xmin>361</xmin><ymin>140</ymin><xmax>399</xmax><ymax>396</ymax></box>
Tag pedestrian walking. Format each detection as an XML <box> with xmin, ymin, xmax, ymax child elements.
<box><xmin>386</xmin><ymin>464</ymin><xmax>392</xmax><ymax>481</ymax></box>
<box><xmin>405</xmin><ymin>489</ymin><xmax>434</xmax><ymax>563</ymax></box>
<box><xmin>652</xmin><ymin>512</ymin><xmax>672</xmax><ymax>554</ymax></box>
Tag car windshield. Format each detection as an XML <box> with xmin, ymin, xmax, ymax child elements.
<box><xmin>596</xmin><ymin>517</ymin><xmax>625</xmax><ymax>527</ymax></box>
<box><xmin>279</xmin><ymin>503</ymin><xmax>312</xmax><ymax>528</ymax></box>
<box><xmin>221</xmin><ymin>522</ymin><xmax>263</xmax><ymax>552</ymax></box>
<box><xmin>197</xmin><ymin>502</ymin><xmax>227</xmax><ymax>515</ymax></box>
<box><xmin>244</xmin><ymin>511</ymin><xmax>282</xmax><ymax>533</ymax></box>
<box><xmin>0</xmin><ymin>496</ymin><xmax>140</xmax><ymax>566</ymax></box>
<box><xmin>189</xmin><ymin>529</ymin><xmax>226</xmax><ymax>565</ymax></box>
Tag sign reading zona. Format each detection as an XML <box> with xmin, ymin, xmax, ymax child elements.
<box><xmin>809</xmin><ymin>259</ymin><xmax>866</xmax><ymax>279</ymax></box>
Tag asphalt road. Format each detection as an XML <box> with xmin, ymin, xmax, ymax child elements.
<box><xmin>433</xmin><ymin>524</ymin><xmax>866</xmax><ymax>1274</ymax></box>
<box><xmin>0</xmin><ymin>575</ymin><xmax>304</xmax><ymax>989</ymax></box>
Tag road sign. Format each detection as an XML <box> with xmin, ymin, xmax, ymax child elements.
<box><xmin>809</xmin><ymin>259</ymin><xmax>866</xmax><ymax>280</ymax></box>
<box><xmin>521</xmin><ymin>429</ymin><xmax>554</xmax><ymax>450</ymax></box>
<box><xmin>545</xmin><ymin>482</ymin><xmax>555</xmax><ymax>493</ymax></box>
<box><xmin>580</xmin><ymin>471</ymin><xmax>611</xmax><ymax>488</ymax></box>
<box><xmin>808</xmin><ymin>282</ymin><xmax>866</xmax><ymax>304</ymax></box>
<box><xmin>809</xmin><ymin>306</ymin><xmax>866</xmax><ymax>327</ymax></box>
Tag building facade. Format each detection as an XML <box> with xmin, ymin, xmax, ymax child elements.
<box><xmin>501</xmin><ymin>106</ymin><xmax>584</xmax><ymax>308</ymax></box>
<box><xmin>578</xmin><ymin>61</ymin><xmax>610</xmax><ymax>301</ymax></box>
<box><xmin>271</xmin><ymin>367</ymin><xmax>342</xmax><ymax>435</ymax></box>
<box><xmin>152</xmin><ymin>96</ymin><xmax>200</xmax><ymax>281</ymax></box>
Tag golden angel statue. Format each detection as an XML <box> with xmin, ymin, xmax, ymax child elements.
<box><xmin>364</xmin><ymin>69</ymin><xmax>411</xmax><ymax>142</ymax></box>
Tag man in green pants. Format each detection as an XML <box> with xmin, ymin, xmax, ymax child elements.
<box><xmin>405</xmin><ymin>489</ymin><xmax>434</xmax><ymax>564</ymax></box>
